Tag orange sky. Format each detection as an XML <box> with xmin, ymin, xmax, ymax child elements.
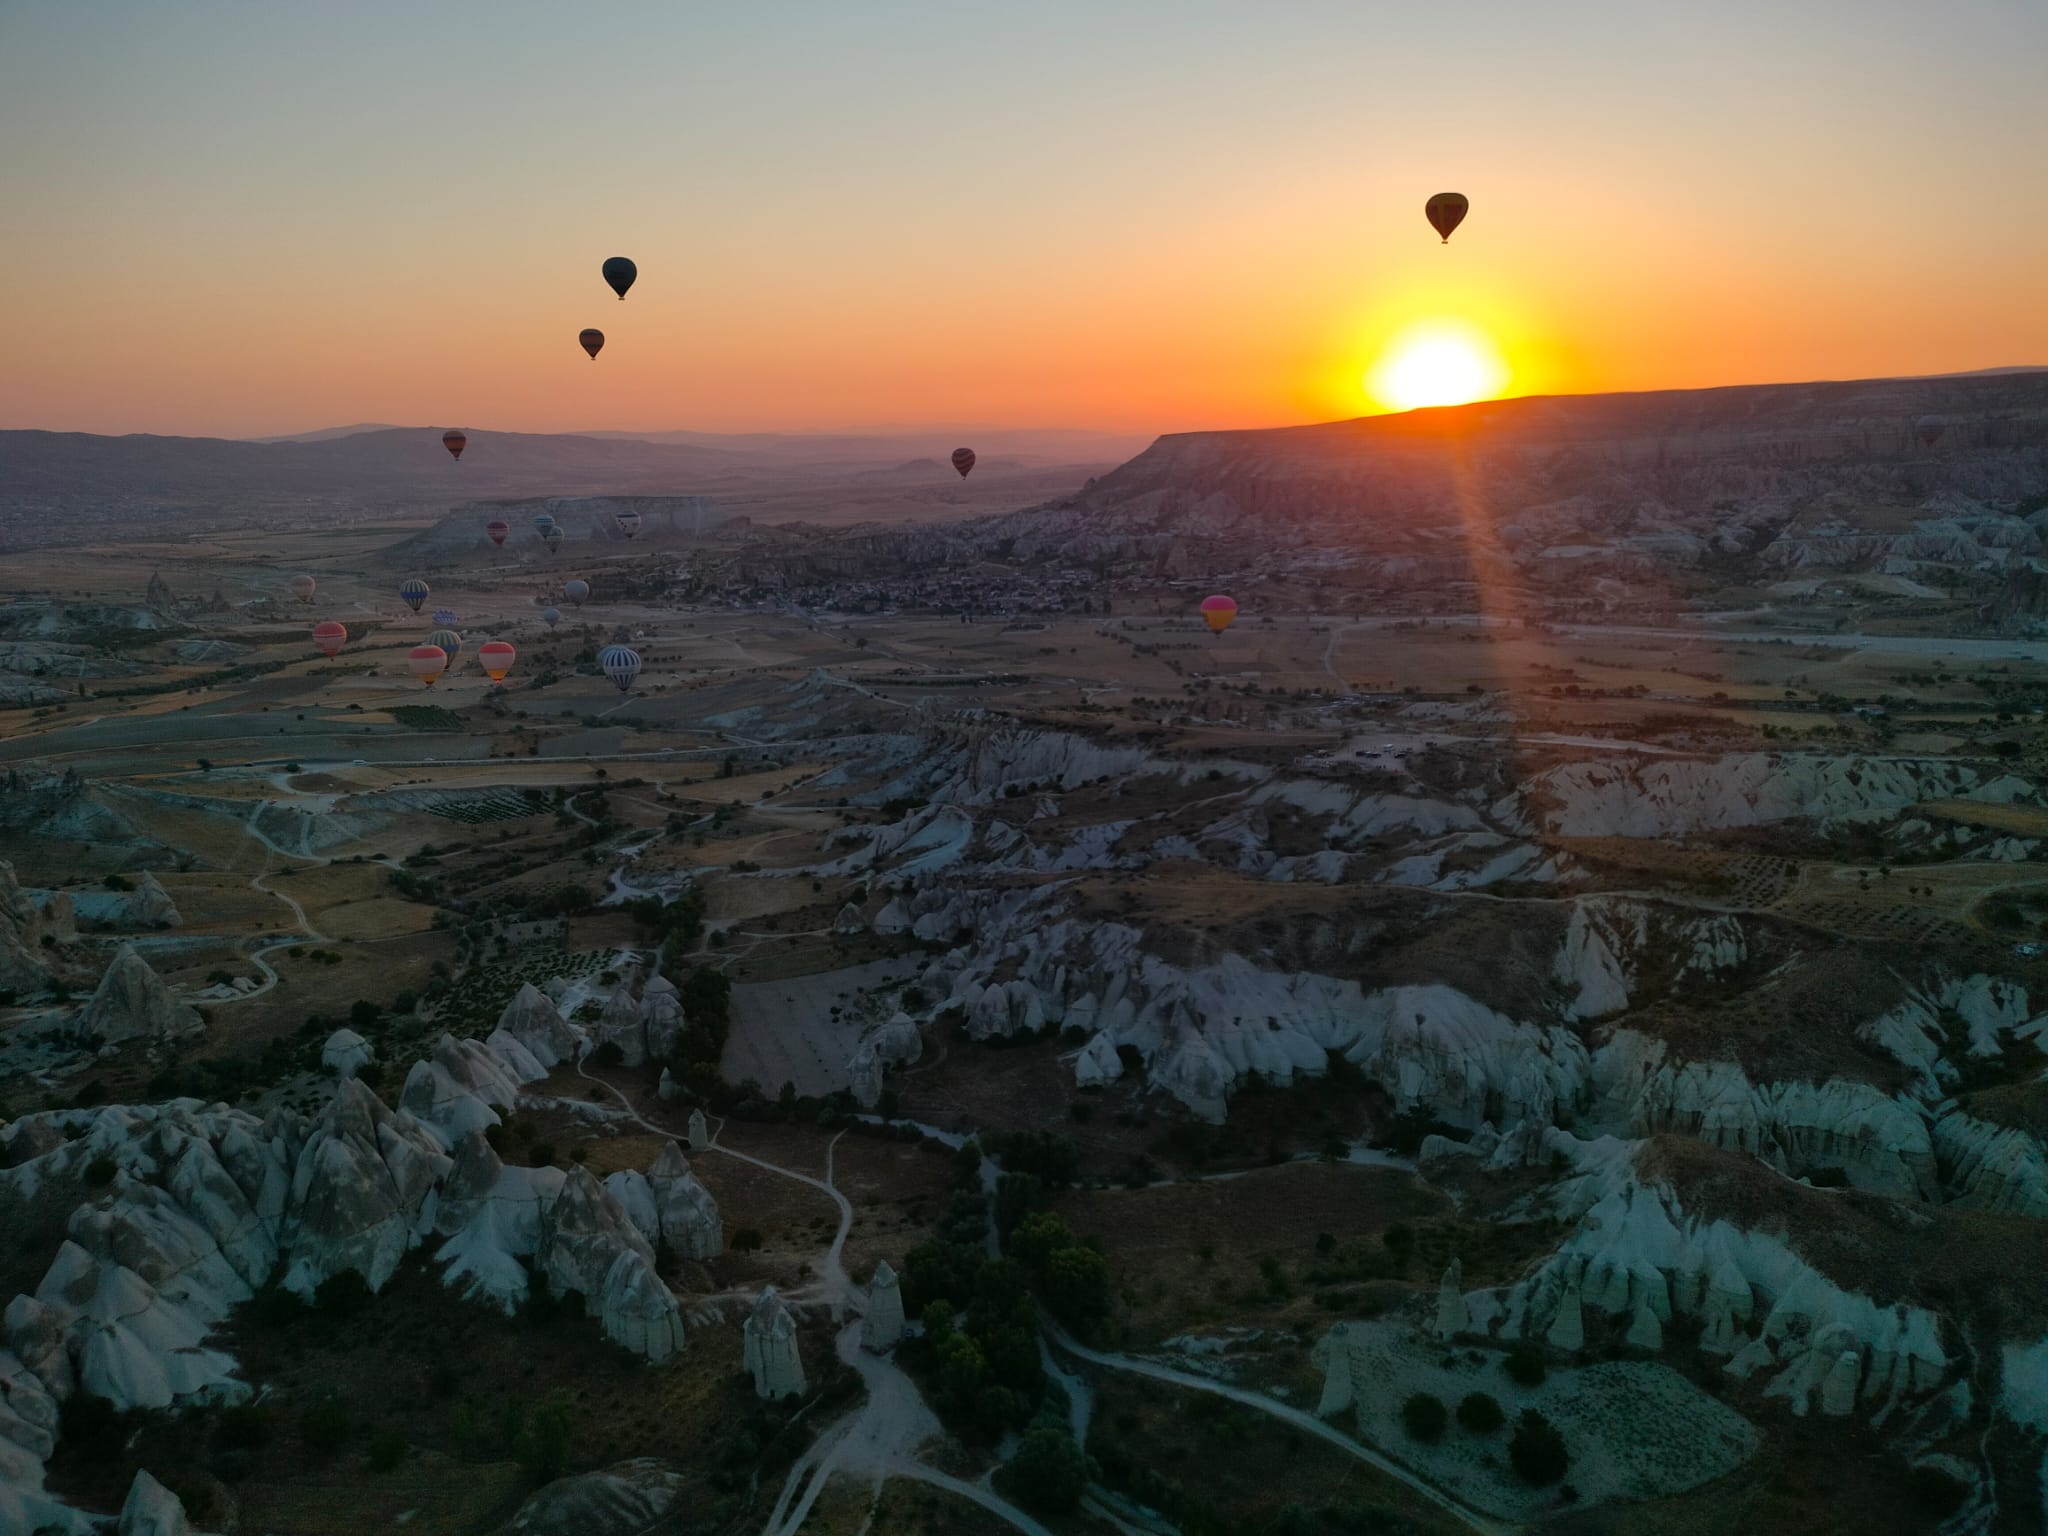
<box><xmin>2</xmin><ymin>2</ymin><xmax>2043</xmax><ymax>439</ymax></box>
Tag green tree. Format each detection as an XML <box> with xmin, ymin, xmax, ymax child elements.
<box><xmin>1402</xmin><ymin>1393</ymin><xmax>1447</xmax><ymax>1443</ymax></box>
<box><xmin>998</xmin><ymin>1422</ymin><xmax>1093</xmax><ymax>1514</ymax></box>
<box><xmin>1509</xmin><ymin>1410</ymin><xmax>1569</xmax><ymax>1486</ymax></box>
<box><xmin>519</xmin><ymin>1392</ymin><xmax>575</xmax><ymax>1486</ymax></box>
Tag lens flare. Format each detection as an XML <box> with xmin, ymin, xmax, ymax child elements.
<box><xmin>1367</xmin><ymin>320</ymin><xmax>1510</xmax><ymax>411</ymax></box>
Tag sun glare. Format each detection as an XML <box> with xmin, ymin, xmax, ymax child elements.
<box><xmin>1367</xmin><ymin>321</ymin><xmax>1510</xmax><ymax>412</ymax></box>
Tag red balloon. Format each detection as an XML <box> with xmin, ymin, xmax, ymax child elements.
<box><xmin>442</xmin><ymin>430</ymin><xmax>467</xmax><ymax>461</ymax></box>
<box><xmin>951</xmin><ymin>447</ymin><xmax>976</xmax><ymax>478</ymax></box>
<box><xmin>579</xmin><ymin>329</ymin><xmax>604</xmax><ymax>360</ymax></box>
<box><xmin>1425</xmin><ymin>192</ymin><xmax>1469</xmax><ymax>244</ymax></box>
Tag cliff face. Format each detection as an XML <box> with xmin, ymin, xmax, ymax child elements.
<box><xmin>972</xmin><ymin>371</ymin><xmax>2048</xmax><ymax>580</ymax></box>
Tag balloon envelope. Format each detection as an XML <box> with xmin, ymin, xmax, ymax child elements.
<box><xmin>543</xmin><ymin>527</ymin><xmax>563</xmax><ymax>552</ymax></box>
<box><xmin>312</xmin><ymin>621</ymin><xmax>347</xmax><ymax>658</ymax></box>
<box><xmin>1425</xmin><ymin>192</ymin><xmax>1469</xmax><ymax>243</ymax></box>
<box><xmin>951</xmin><ymin>447</ymin><xmax>976</xmax><ymax>478</ymax></box>
<box><xmin>615</xmin><ymin>509</ymin><xmax>641</xmax><ymax>539</ymax></box>
<box><xmin>602</xmin><ymin>256</ymin><xmax>637</xmax><ymax>300</ymax></box>
<box><xmin>563</xmin><ymin>579</ymin><xmax>590</xmax><ymax>606</ymax></box>
<box><xmin>579</xmin><ymin>328</ymin><xmax>605</xmax><ymax>360</ymax></box>
<box><xmin>408</xmin><ymin>645</ymin><xmax>448</xmax><ymax>686</ymax></box>
<box><xmin>442</xmin><ymin>429</ymin><xmax>467</xmax><ymax>460</ymax></box>
<box><xmin>486</xmin><ymin>519</ymin><xmax>510</xmax><ymax>547</ymax></box>
<box><xmin>478</xmin><ymin>640</ymin><xmax>516</xmax><ymax>683</ymax></box>
<box><xmin>599</xmin><ymin>644</ymin><xmax>641</xmax><ymax>692</ymax></box>
<box><xmin>1199</xmin><ymin>593</ymin><xmax>1238</xmax><ymax>634</ymax></box>
<box><xmin>430</xmin><ymin>608</ymin><xmax>458</xmax><ymax>627</ymax></box>
<box><xmin>426</xmin><ymin>628</ymin><xmax>463</xmax><ymax>662</ymax></box>
<box><xmin>289</xmin><ymin>575</ymin><xmax>316</xmax><ymax>603</ymax></box>
<box><xmin>534</xmin><ymin>513</ymin><xmax>556</xmax><ymax>532</ymax></box>
<box><xmin>1917</xmin><ymin>415</ymin><xmax>1945</xmax><ymax>448</ymax></box>
<box><xmin>542</xmin><ymin>607</ymin><xmax>561</xmax><ymax>628</ymax></box>
<box><xmin>399</xmin><ymin>578</ymin><xmax>430</xmax><ymax>613</ymax></box>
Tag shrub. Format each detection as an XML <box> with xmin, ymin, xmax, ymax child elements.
<box><xmin>102</xmin><ymin>874</ymin><xmax>133</xmax><ymax>891</ymax></box>
<box><xmin>997</xmin><ymin>1422</ymin><xmax>1092</xmax><ymax>1514</ymax></box>
<box><xmin>1504</xmin><ymin>1342</ymin><xmax>1547</xmax><ymax>1387</ymax></box>
<box><xmin>591</xmin><ymin>1041</ymin><xmax>624</xmax><ymax>1068</ymax></box>
<box><xmin>1457</xmin><ymin>1392</ymin><xmax>1505</xmax><ymax>1433</ymax></box>
<box><xmin>1509</xmin><ymin>1410</ymin><xmax>1569</xmax><ymax>1486</ymax></box>
<box><xmin>1401</xmin><ymin>1393</ymin><xmax>1447</xmax><ymax>1443</ymax></box>
<box><xmin>731</xmin><ymin>1228</ymin><xmax>765</xmax><ymax>1253</ymax></box>
<box><xmin>1906</xmin><ymin>1465</ymin><xmax>1968</xmax><ymax>1519</ymax></box>
<box><xmin>301</xmin><ymin>1398</ymin><xmax>353</xmax><ymax>1459</ymax></box>
<box><xmin>314</xmin><ymin>1269</ymin><xmax>372</xmax><ymax>1317</ymax></box>
<box><xmin>213</xmin><ymin>1401</ymin><xmax>275</xmax><ymax>1452</ymax></box>
<box><xmin>366</xmin><ymin>1429</ymin><xmax>407</xmax><ymax>1471</ymax></box>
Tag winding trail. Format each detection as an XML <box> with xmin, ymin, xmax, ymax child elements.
<box><xmin>1042</xmin><ymin>1321</ymin><xmax>1511</xmax><ymax>1536</ymax></box>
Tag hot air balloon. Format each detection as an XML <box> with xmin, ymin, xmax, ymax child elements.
<box><xmin>1917</xmin><ymin>415</ymin><xmax>1945</xmax><ymax>448</ymax></box>
<box><xmin>579</xmin><ymin>328</ymin><xmax>605</xmax><ymax>360</ymax></box>
<box><xmin>543</xmin><ymin>527</ymin><xmax>564</xmax><ymax>554</ymax></box>
<box><xmin>477</xmin><ymin>640</ymin><xmax>516</xmax><ymax>683</ymax></box>
<box><xmin>615</xmin><ymin>508</ymin><xmax>641</xmax><ymax>539</ymax></box>
<box><xmin>1425</xmin><ymin>192</ymin><xmax>1468</xmax><ymax>244</ymax></box>
<box><xmin>563</xmin><ymin>579</ymin><xmax>590</xmax><ymax>608</ymax></box>
<box><xmin>426</xmin><ymin>628</ymin><xmax>463</xmax><ymax>663</ymax></box>
<box><xmin>442</xmin><ymin>429</ymin><xmax>467</xmax><ymax>461</ymax></box>
<box><xmin>951</xmin><ymin>448</ymin><xmax>976</xmax><ymax>479</ymax></box>
<box><xmin>486</xmin><ymin>519</ymin><xmax>510</xmax><ymax>547</ymax></box>
<box><xmin>1199</xmin><ymin>594</ymin><xmax>1238</xmax><ymax>634</ymax></box>
<box><xmin>408</xmin><ymin>645</ymin><xmax>448</xmax><ymax>687</ymax></box>
<box><xmin>534</xmin><ymin>513</ymin><xmax>556</xmax><ymax>535</ymax></box>
<box><xmin>431</xmin><ymin>608</ymin><xmax>458</xmax><ymax>628</ymax></box>
<box><xmin>399</xmin><ymin>578</ymin><xmax>430</xmax><ymax>614</ymax></box>
<box><xmin>542</xmin><ymin>607</ymin><xmax>562</xmax><ymax>629</ymax></box>
<box><xmin>602</xmin><ymin>257</ymin><xmax>637</xmax><ymax>300</ymax></box>
<box><xmin>289</xmin><ymin>575</ymin><xmax>316</xmax><ymax>604</ymax></box>
<box><xmin>599</xmin><ymin>644</ymin><xmax>641</xmax><ymax>693</ymax></box>
<box><xmin>312</xmin><ymin>621</ymin><xmax>347</xmax><ymax>658</ymax></box>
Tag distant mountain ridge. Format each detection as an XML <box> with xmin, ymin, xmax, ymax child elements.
<box><xmin>952</xmin><ymin>370</ymin><xmax>2048</xmax><ymax>593</ymax></box>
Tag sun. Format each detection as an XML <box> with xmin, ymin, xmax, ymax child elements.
<box><xmin>1366</xmin><ymin>320</ymin><xmax>1510</xmax><ymax>412</ymax></box>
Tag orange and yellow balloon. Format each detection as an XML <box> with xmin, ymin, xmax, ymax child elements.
<box><xmin>1199</xmin><ymin>594</ymin><xmax>1238</xmax><ymax>634</ymax></box>
<box><xmin>477</xmin><ymin>640</ymin><xmax>516</xmax><ymax>683</ymax></box>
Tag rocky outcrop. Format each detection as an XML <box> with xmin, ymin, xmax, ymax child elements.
<box><xmin>642</xmin><ymin>974</ymin><xmax>685</xmax><ymax>1063</ymax></box>
<box><xmin>743</xmin><ymin>1287</ymin><xmax>805</xmax><ymax>1399</ymax></box>
<box><xmin>833</xmin><ymin>902</ymin><xmax>867</xmax><ymax>935</ymax></box>
<box><xmin>646</xmin><ymin>1142</ymin><xmax>721</xmax><ymax>1260</ymax></box>
<box><xmin>599</xmin><ymin>1249</ymin><xmax>684</xmax><ymax>1364</ymax></box>
<box><xmin>539</xmin><ymin>1165</ymin><xmax>659</xmax><ymax>1303</ymax></box>
<box><xmin>496</xmin><ymin>983</ymin><xmax>577</xmax><ymax>1068</ymax></box>
<box><xmin>283</xmin><ymin>1079</ymin><xmax>448</xmax><ymax>1298</ymax></box>
<box><xmin>593</xmin><ymin>986</ymin><xmax>647</xmax><ymax>1067</ymax></box>
<box><xmin>320</xmin><ymin>1029</ymin><xmax>374</xmax><ymax>1080</ymax></box>
<box><xmin>118</xmin><ymin>1469</ymin><xmax>200</xmax><ymax>1536</ymax></box>
<box><xmin>687</xmin><ymin>1110</ymin><xmax>709</xmax><ymax>1150</ymax></box>
<box><xmin>399</xmin><ymin>1032</ymin><xmax>536</xmax><ymax>1146</ymax></box>
<box><xmin>1434</xmin><ymin>1260</ymin><xmax>1468</xmax><ymax>1339</ymax></box>
<box><xmin>1482</xmin><ymin>1135</ymin><xmax>1948</xmax><ymax>1419</ymax></box>
<box><xmin>510</xmin><ymin>1459</ymin><xmax>687</xmax><ymax>1536</ymax></box>
<box><xmin>1590</xmin><ymin>1031</ymin><xmax>1935</xmax><ymax>1199</ymax></box>
<box><xmin>0</xmin><ymin>859</ymin><xmax>61</xmax><ymax>993</ymax></box>
<box><xmin>1508</xmin><ymin>753</ymin><xmax>2028</xmax><ymax>840</ymax></box>
<box><xmin>861</xmin><ymin>1260</ymin><xmax>904</xmax><ymax>1352</ymax></box>
<box><xmin>72</xmin><ymin>946</ymin><xmax>202</xmax><ymax>1047</ymax></box>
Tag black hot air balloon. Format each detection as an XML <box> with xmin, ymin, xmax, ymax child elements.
<box><xmin>951</xmin><ymin>448</ymin><xmax>976</xmax><ymax>479</ymax></box>
<box><xmin>1916</xmin><ymin>415</ymin><xmax>1945</xmax><ymax>449</ymax></box>
<box><xmin>1425</xmin><ymin>192</ymin><xmax>1469</xmax><ymax>244</ymax></box>
<box><xmin>442</xmin><ymin>429</ymin><xmax>467</xmax><ymax>461</ymax></box>
<box><xmin>602</xmin><ymin>257</ymin><xmax>637</xmax><ymax>301</ymax></box>
<box><xmin>579</xmin><ymin>329</ymin><xmax>604</xmax><ymax>360</ymax></box>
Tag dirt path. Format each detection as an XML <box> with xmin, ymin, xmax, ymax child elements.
<box><xmin>1042</xmin><ymin>1321</ymin><xmax>1513</xmax><ymax>1536</ymax></box>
